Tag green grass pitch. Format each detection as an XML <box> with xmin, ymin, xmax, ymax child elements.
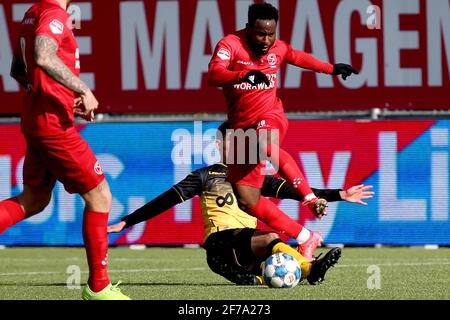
<box><xmin>0</xmin><ymin>246</ymin><xmax>449</xmax><ymax>300</ymax></box>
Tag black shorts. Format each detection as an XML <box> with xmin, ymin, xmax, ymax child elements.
<box><xmin>204</xmin><ymin>228</ymin><xmax>262</xmax><ymax>276</ymax></box>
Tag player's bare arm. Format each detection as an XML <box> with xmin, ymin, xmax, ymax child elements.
<box><xmin>34</xmin><ymin>35</ymin><xmax>97</xmax><ymax>121</ymax></box>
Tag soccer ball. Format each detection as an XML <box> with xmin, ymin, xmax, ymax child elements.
<box><xmin>262</xmin><ymin>253</ymin><xmax>301</xmax><ymax>288</ymax></box>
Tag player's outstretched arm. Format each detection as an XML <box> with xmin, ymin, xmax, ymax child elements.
<box><xmin>286</xmin><ymin>48</ymin><xmax>358</xmax><ymax>80</ymax></box>
<box><xmin>107</xmin><ymin>188</ymin><xmax>184</xmax><ymax>233</ymax></box>
<box><xmin>261</xmin><ymin>176</ymin><xmax>373</xmax><ymax>205</ymax></box>
<box><xmin>34</xmin><ymin>35</ymin><xmax>97</xmax><ymax>121</ymax></box>
<box><xmin>107</xmin><ymin>169</ymin><xmax>204</xmax><ymax>233</ymax></box>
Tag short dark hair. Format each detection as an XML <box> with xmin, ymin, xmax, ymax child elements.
<box><xmin>216</xmin><ymin>121</ymin><xmax>229</xmax><ymax>140</ymax></box>
<box><xmin>248</xmin><ymin>2</ymin><xmax>279</xmax><ymax>27</ymax></box>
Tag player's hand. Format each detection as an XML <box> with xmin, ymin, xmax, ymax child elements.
<box><xmin>73</xmin><ymin>96</ymin><xmax>82</xmax><ymax>108</ymax></box>
<box><xmin>73</xmin><ymin>97</ymin><xmax>91</xmax><ymax>121</ymax></box>
<box><xmin>243</xmin><ymin>70</ymin><xmax>270</xmax><ymax>86</ymax></box>
<box><xmin>340</xmin><ymin>184</ymin><xmax>374</xmax><ymax>205</ymax></box>
<box><xmin>107</xmin><ymin>221</ymin><xmax>126</xmax><ymax>233</ymax></box>
<box><xmin>332</xmin><ymin>63</ymin><xmax>359</xmax><ymax>80</ymax></box>
<box><xmin>303</xmin><ymin>198</ymin><xmax>328</xmax><ymax>219</ymax></box>
<box><xmin>76</xmin><ymin>89</ymin><xmax>98</xmax><ymax>122</ymax></box>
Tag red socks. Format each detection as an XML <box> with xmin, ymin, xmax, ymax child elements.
<box><xmin>248</xmin><ymin>196</ymin><xmax>303</xmax><ymax>239</ymax></box>
<box><xmin>0</xmin><ymin>197</ymin><xmax>25</xmax><ymax>234</ymax></box>
<box><xmin>266</xmin><ymin>144</ymin><xmax>315</xmax><ymax>200</ymax></box>
<box><xmin>83</xmin><ymin>209</ymin><xmax>110</xmax><ymax>292</ymax></box>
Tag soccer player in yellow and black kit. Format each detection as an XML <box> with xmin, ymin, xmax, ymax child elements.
<box><xmin>108</xmin><ymin>122</ymin><xmax>373</xmax><ymax>285</ymax></box>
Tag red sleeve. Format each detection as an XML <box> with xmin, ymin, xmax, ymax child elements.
<box><xmin>285</xmin><ymin>44</ymin><xmax>334</xmax><ymax>74</ymax></box>
<box><xmin>35</xmin><ymin>7</ymin><xmax>68</xmax><ymax>46</ymax></box>
<box><xmin>208</xmin><ymin>38</ymin><xmax>247</xmax><ymax>86</ymax></box>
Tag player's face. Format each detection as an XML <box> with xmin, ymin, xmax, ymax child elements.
<box><xmin>247</xmin><ymin>19</ymin><xmax>277</xmax><ymax>56</ymax></box>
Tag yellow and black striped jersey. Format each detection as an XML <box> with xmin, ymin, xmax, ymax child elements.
<box><xmin>173</xmin><ymin>163</ymin><xmax>256</xmax><ymax>241</ymax></box>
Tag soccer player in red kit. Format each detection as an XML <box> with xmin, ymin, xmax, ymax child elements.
<box><xmin>208</xmin><ymin>2</ymin><xmax>358</xmax><ymax>260</ymax></box>
<box><xmin>1</xmin><ymin>0</ymin><xmax>130</xmax><ymax>300</ymax></box>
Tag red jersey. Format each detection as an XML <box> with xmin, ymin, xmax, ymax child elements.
<box><xmin>208</xmin><ymin>30</ymin><xmax>334</xmax><ymax>129</ymax></box>
<box><xmin>17</xmin><ymin>0</ymin><xmax>79</xmax><ymax>136</ymax></box>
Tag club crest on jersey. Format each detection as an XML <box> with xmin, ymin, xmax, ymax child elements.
<box><xmin>49</xmin><ymin>19</ymin><xmax>64</xmax><ymax>34</ymax></box>
<box><xmin>217</xmin><ymin>48</ymin><xmax>231</xmax><ymax>60</ymax></box>
<box><xmin>94</xmin><ymin>162</ymin><xmax>103</xmax><ymax>175</ymax></box>
<box><xmin>267</xmin><ymin>53</ymin><xmax>277</xmax><ymax>66</ymax></box>
<box><xmin>257</xmin><ymin>120</ymin><xmax>269</xmax><ymax>129</ymax></box>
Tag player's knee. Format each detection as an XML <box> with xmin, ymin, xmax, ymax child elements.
<box><xmin>236</xmin><ymin>195</ymin><xmax>259</xmax><ymax>212</ymax></box>
<box><xmin>94</xmin><ymin>189</ymin><xmax>112</xmax><ymax>210</ymax></box>
<box><xmin>26</xmin><ymin>196</ymin><xmax>51</xmax><ymax>216</ymax></box>
<box><xmin>18</xmin><ymin>189</ymin><xmax>52</xmax><ymax>217</ymax></box>
<box><xmin>206</xmin><ymin>254</ymin><xmax>223</xmax><ymax>275</ymax></box>
<box><xmin>82</xmin><ymin>182</ymin><xmax>112</xmax><ymax>212</ymax></box>
<box><xmin>263</xmin><ymin>232</ymin><xmax>280</xmax><ymax>246</ymax></box>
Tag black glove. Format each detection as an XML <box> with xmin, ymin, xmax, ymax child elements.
<box><xmin>332</xmin><ymin>63</ymin><xmax>359</xmax><ymax>80</ymax></box>
<box><xmin>243</xmin><ymin>70</ymin><xmax>270</xmax><ymax>86</ymax></box>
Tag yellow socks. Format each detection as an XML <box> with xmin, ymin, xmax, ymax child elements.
<box><xmin>272</xmin><ymin>242</ymin><xmax>312</xmax><ymax>278</ymax></box>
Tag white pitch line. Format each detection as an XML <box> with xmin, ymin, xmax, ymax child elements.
<box><xmin>0</xmin><ymin>267</ymin><xmax>207</xmax><ymax>277</ymax></box>
<box><xmin>335</xmin><ymin>261</ymin><xmax>450</xmax><ymax>268</ymax></box>
<box><xmin>1</xmin><ymin>261</ymin><xmax>450</xmax><ymax>277</ymax></box>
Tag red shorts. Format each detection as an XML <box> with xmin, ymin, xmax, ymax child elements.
<box><xmin>226</xmin><ymin>113</ymin><xmax>288</xmax><ymax>188</ymax></box>
<box><xmin>23</xmin><ymin>127</ymin><xmax>105</xmax><ymax>194</ymax></box>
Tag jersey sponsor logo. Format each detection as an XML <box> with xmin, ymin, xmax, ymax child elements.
<box><xmin>215</xmin><ymin>193</ymin><xmax>234</xmax><ymax>207</ymax></box>
<box><xmin>49</xmin><ymin>19</ymin><xmax>64</xmax><ymax>35</ymax></box>
<box><xmin>237</xmin><ymin>60</ymin><xmax>253</xmax><ymax>66</ymax></box>
<box><xmin>217</xmin><ymin>48</ymin><xmax>231</xmax><ymax>60</ymax></box>
<box><xmin>267</xmin><ymin>53</ymin><xmax>277</xmax><ymax>66</ymax></box>
<box><xmin>208</xmin><ymin>171</ymin><xmax>226</xmax><ymax>175</ymax></box>
<box><xmin>233</xmin><ymin>73</ymin><xmax>276</xmax><ymax>90</ymax></box>
<box><xmin>94</xmin><ymin>161</ymin><xmax>103</xmax><ymax>175</ymax></box>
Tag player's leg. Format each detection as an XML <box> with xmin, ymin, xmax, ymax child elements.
<box><xmin>251</xmin><ymin>231</ymin><xmax>342</xmax><ymax>284</ymax></box>
<box><xmin>250</xmin><ymin>231</ymin><xmax>312</xmax><ymax>279</ymax></box>
<box><xmin>204</xmin><ymin>230</ymin><xmax>260</xmax><ymax>285</ymax></box>
<box><xmin>256</xmin><ymin>117</ymin><xmax>325</xmax><ymax>259</ymax></box>
<box><xmin>32</xmin><ymin>129</ymin><xmax>129</xmax><ymax>299</ymax></box>
<box><xmin>0</xmin><ymin>184</ymin><xmax>53</xmax><ymax>233</ymax></box>
<box><xmin>206</xmin><ymin>251</ymin><xmax>260</xmax><ymax>285</ymax></box>
<box><xmin>258</xmin><ymin>116</ymin><xmax>327</xmax><ymax>218</ymax></box>
<box><xmin>80</xmin><ymin>179</ymin><xmax>112</xmax><ymax>293</ymax></box>
<box><xmin>233</xmin><ymin>184</ymin><xmax>318</xmax><ymax>258</ymax></box>
<box><xmin>0</xmin><ymin>137</ymin><xmax>55</xmax><ymax>233</ymax></box>
<box><xmin>80</xmin><ymin>181</ymin><xmax>130</xmax><ymax>299</ymax></box>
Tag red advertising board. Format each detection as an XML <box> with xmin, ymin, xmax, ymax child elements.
<box><xmin>0</xmin><ymin>0</ymin><xmax>449</xmax><ymax>114</ymax></box>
